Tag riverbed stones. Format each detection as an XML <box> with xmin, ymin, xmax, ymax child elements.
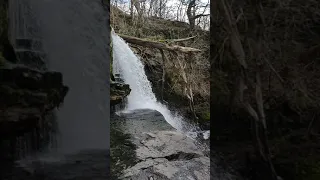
<box><xmin>120</xmin><ymin>131</ymin><xmax>210</xmax><ymax>180</ymax></box>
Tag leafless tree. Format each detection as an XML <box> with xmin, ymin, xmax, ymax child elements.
<box><xmin>112</xmin><ymin>0</ymin><xmax>210</xmax><ymax>30</ymax></box>
<box><xmin>183</xmin><ymin>0</ymin><xmax>210</xmax><ymax>29</ymax></box>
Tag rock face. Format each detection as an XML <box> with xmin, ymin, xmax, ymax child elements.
<box><xmin>110</xmin><ymin>81</ymin><xmax>131</xmax><ymax>106</ymax></box>
<box><xmin>0</xmin><ymin>66</ymin><xmax>68</xmax><ymax>137</ymax></box>
<box><xmin>120</xmin><ymin>131</ymin><xmax>210</xmax><ymax>180</ymax></box>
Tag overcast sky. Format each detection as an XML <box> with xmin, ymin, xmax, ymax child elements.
<box><xmin>113</xmin><ymin>0</ymin><xmax>210</xmax><ymax>15</ymax></box>
<box><xmin>113</xmin><ymin>0</ymin><xmax>210</xmax><ymax>27</ymax></box>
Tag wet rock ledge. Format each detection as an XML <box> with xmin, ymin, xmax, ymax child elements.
<box><xmin>120</xmin><ymin>131</ymin><xmax>210</xmax><ymax>180</ymax></box>
<box><xmin>0</xmin><ymin>66</ymin><xmax>68</xmax><ymax>137</ymax></box>
<box><xmin>110</xmin><ymin>81</ymin><xmax>130</xmax><ymax>106</ymax></box>
<box><xmin>110</xmin><ymin>73</ymin><xmax>131</xmax><ymax>107</ymax></box>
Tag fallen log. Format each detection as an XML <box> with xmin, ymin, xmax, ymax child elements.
<box><xmin>118</xmin><ymin>34</ymin><xmax>201</xmax><ymax>53</ymax></box>
<box><xmin>166</xmin><ymin>36</ymin><xmax>197</xmax><ymax>44</ymax></box>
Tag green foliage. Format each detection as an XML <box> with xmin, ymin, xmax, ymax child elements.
<box><xmin>200</xmin><ymin>111</ymin><xmax>210</xmax><ymax>121</ymax></box>
<box><xmin>293</xmin><ymin>159</ymin><xmax>320</xmax><ymax>180</ymax></box>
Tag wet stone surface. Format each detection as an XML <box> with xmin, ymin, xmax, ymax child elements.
<box><xmin>111</xmin><ymin>109</ymin><xmax>210</xmax><ymax>180</ymax></box>
<box><xmin>7</xmin><ymin>150</ymin><xmax>110</xmax><ymax>180</ymax></box>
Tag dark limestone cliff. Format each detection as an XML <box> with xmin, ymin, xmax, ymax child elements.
<box><xmin>0</xmin><ymin>65</ymin><xmax>69</xmax><ymax>179</ymax></box>
<box><xmin>0</xmin><ymin>67</ymin><xmax>68</xmax><ymax>137</ymax></box>
<box><xmin>0</xmin><ymin>1</ymin><xmax>70</xmax><ymax>177</ymax></box>
<box><xmin>0</xmin><ymin>66</ymin><xmax>69</xmax><ymax>172</ymax></box>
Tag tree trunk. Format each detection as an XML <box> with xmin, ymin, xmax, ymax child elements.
<box><xmin>132</xmin><ymin>0</ymin><xmax>143</xmax><ymax>26</ymax></box>
<box><xmin>187</xmin><ymin>0</ymin><xmax>196</xmax><ymax>29</ymax></box>
<box><xmin>130</xmin><ymin>0</ymin><xmax>134</xmax><ymax>18</ymax></box>
<box><xmin>118</xmin><ymin>34</ymin><xmax>201</xmax><ymax>53</ymax></box>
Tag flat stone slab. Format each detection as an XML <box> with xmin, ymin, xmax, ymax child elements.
<box><xmin>120</xmin><ymin>131</ymin><xmax>210</xmax><ymax>180</ymax></box>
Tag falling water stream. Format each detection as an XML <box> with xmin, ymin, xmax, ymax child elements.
<box><xmin>6</xmin><ymin>0</ymin><xmax>110</xmax><ymax>179</ymax></box>
<box><xmin>110</xmin><ymin>30</ymin><xmax>212</xmax><ymax>179</ymax></box>
<box><xmin>112</xmin><ymin>31</ymin><xmax>210</xmax><ymax>140</ymax></box>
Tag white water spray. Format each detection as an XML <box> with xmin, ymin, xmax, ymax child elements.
<box><xmin>112</xmin><ymin>31</ymin><xmax>199</xmax><ymax>133</ymax></box>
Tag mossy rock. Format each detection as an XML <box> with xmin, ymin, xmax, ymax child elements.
<box><xmin>199</xmin><ymin>111</ymin><xmax>210</xmax><ymax>122</ymax></box>
<box><xmin>272</xmin><ymin>139</ymin><xmax>320</xmax><ymax>180</ymax></box>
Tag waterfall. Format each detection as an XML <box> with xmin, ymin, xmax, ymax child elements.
<box><xmin>112</xmin><ymin>31</ymin><xmax>199</xmax><ymax>134</ymax></box>
<box><xmin>7</xmin><ymin>0</ymin><xmax>57</xmax><ymax>159</ymax></box>
<box><xmin>34</xmin><ymin>0</ymin><xmax>110</xmax><ymax>154</ymax></box>
<box><xmin>9</xmin><ymin>0</ymin><xmax>110</xmax><ymax>155</ymax></box>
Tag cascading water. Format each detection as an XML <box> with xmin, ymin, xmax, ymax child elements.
<box><xmin>25</xmin><ymin>0</ymin><xmax>110</xmax><ymax>154</ymax></box>
<box><xmin>111</xmin><ymin>31</ymin><xmax>213</xmax><ymax>179</ymax></box>
<box><xmin>7</xmin><ymin>0</ymin><xmax>110</xmax><ymax>178</ymax></box>
<box><xmin>7</xmin><ymin>0</ymin><xmax>58</xmax><ymax>159</ymax></box>
<box><xmin>112</xmin><ymin>31</ymin><xmax>202</xmax><ymax>135</ymax></box>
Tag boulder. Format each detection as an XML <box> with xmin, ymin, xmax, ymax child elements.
<box><xmin>110</xmin><ymin>81</ymin><xmax>130</xmax><ymax>106</ymax></box>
